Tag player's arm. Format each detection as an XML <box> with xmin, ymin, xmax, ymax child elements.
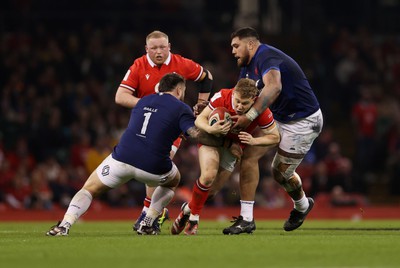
<box><xmin>197</xmin><ymin>69</ymin><xmax>213</xmax><ymax>100</ymax></box>
<box><xmin>195</xmin><ymin>106</ymin><xmax>231</xmax><ymax>136</ymax></box>
<box><xmin>194</xmin><ymin>69</ymin><xmax>213</xmax><ymax>115</ymax></box>
<box><xmin>238</xmin><ymin>121</ymin><xmax>280</xmax><ymax>147</ymax></box>
<box><xmin>115</xmin><ymin>86</ymin><xmax>140</xmax><ymax>109</ymax></box>
<box><xmin>249</xmin><ymin>69</ymin><xmax>282</xmax><ymax>117</ymax></box>
<box><xmin>233</xmin><ymin>69</ymin><xmax>282</xmax><ymax>129</ymax></box>
<box><xmin>186</xmin><ymin>126</ymin><xmax>224</xmax><ymax>147</ymax></box>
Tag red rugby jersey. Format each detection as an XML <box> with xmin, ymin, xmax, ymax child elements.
<box><xmin>120</xmin><ymin>53</ymin><xmax>203</xmax><ymax>97</ymax></box>
<box><xmin>208</xmin><ymin>89</ymin><xmax>275</xmax><ymax>144</ymax></box>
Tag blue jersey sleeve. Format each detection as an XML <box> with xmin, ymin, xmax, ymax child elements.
<box><xmin>179</xmin><ymin>105</ymin><xmax>196</xmax><ymax>136</ymax></box>
<box><xmin>240</xmin><ymin>44</ymin><xmax>319</xmax><ymax>122</ymax></box>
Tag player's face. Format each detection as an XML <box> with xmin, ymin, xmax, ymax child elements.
<box><xmin>232</xmin><ymin>91</ymin><xmax>255</xmax><ymax>115</ymax></box>
<box><xmin>231</xmin><ymin>37</ymin><xmax>250</xmax><ymax>67</ymax></box>
<box><xmin>146</xmin><ymin>37</ymin><xmax>171</xmax><ymax>66</ymax></box>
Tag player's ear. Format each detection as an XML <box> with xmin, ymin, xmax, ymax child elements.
<box><xmin>176</xmin><ymin>86</ymin><xmax>184</xmax><ymax>98</ymax></box>
<box><xmin>247</xmin><ymin>40</ymin><xmax>254</xmax><ymax>51</ymax></box>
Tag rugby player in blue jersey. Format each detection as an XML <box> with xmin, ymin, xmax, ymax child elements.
<box><xmin>223</xmin><ymin>27</ymin><xmax>323</xmax><ymax>233</ymax></box>
<box><xmin>46</xmin><ymin>73</ymin><xmax>226</xmax><ymax>236</ymax></box>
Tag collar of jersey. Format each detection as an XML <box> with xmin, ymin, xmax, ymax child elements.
<box><xmin>146</xmin><ymin>53</ymin><xmax>172</xmax><ymax>67</ymax></box>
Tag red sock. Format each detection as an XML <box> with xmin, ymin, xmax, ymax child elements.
<box><xmin>143</xmin><ymin>196</ymin><xmax>151</xmax><ymax>208</ymax></box>
<box><xmin>189</xmin><ymin>179</ymin><xmax>210</xmax><ymax>215</ymax></box>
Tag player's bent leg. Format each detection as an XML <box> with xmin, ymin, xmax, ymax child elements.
<box><xmin>138</xmin><ymin>168</ymin><xmax>180</xmax><ymax>235</ymax></box>
<box><xmin>47</xmin><ymin>170</ymin><xmax>109</xmax><ymax>236</ymax></box>
<box><xmin>175</xmin><ymin>145</ymin><xmax>218</xmax><ymax>235</ymax></box>
<box><xmin>221</xmin><ymin>145</ymin><xmax>267</xmax><ymax>235</ymax></box>
<box><xmin>209</xmin><ymin>167</ymin><xmax>232</xmax><ymax>198</ymax></box>
<box><xmin>283</xmin><ymin>197</ymin><xmax>314</xmax><ymax>231</ymax></box>
<box><xmin>272</xmin><ymin>151</ymin><xmax>314</xmax><ymax>231</ymax></box>
<box><xmin>240</xmin><ymin>145</ymin><xmax>268</xmax><ymax>200</ymax></box>
<box><xmin>133</xmin><ymin>186</ymin><xmax>156</xmax><ymax>231</ymax></box>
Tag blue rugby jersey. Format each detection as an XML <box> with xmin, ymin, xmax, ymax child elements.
<box><xmin>112</xmin><ymin>93</ymin><xmax>195</xmax><ymax>174</ymax></box>
<box><xmin>239</xmin><ymin>44</ymin><xmax>319</xmax><ymax>123</ymax></box>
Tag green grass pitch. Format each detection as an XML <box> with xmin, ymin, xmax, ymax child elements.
<box><xmin>1</xmin><ymin>220</ymin><xmax>399</xmax><ymax>268</ymax></box>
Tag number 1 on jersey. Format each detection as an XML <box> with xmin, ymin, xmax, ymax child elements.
<box><xmin>141</xmin><ymin>112</ymin><xmax>152</xmax><ymax>135</ymax></box>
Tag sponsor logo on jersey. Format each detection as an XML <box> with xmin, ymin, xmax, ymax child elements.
<box><xmin>145</xmin><ymin>74</ymin><xmax>150</xmax><ymax>80</ymax></box>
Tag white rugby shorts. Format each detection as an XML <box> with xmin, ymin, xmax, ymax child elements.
<box><xmin>219</xmin><ymin>147</ymin><xmax>237</xmax><ymax>172</ymax></box>
<box><xmin>96</xmin><ymin>154</ymin><xmax>178</xmax><ymax>188</ymax></box>
<box><xmin>276</xmin><ymin>109</ymin><xmax>323</xmax><ymax>155</ymax></box>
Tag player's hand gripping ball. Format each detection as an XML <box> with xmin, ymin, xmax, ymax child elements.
<box><xmin>208</xmin><ymin>107</ymin><xmax>233</xmax><ymax>127</ymax></box>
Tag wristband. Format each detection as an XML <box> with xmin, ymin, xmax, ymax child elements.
<box><xmin>245</xmin><ymin>107</ymin><xmax>259</xmax><ymax>121</ymax></box>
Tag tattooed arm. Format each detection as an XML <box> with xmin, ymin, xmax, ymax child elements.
<box><xmin>186</xmin><ymin>126</ymin><xmax>225</xmax><ymax>147</ymax></box>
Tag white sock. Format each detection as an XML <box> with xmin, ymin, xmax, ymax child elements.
<box><xmin>189</xmin><ymin>214</ymin><xmax>199</xmax><ymax>222</ymax></box>
<box><xmin>183</xmin><ymin>203</ymin><xmax>191</xmax><ymax>215</ymax></box>
<box><xmin>240</xmin><ymin>200</ymin><xmax>254</xmax><ymax>222</ymax></box>
<box><xmin>294</xmin><ymin>195</ymin><xmax>309</xmax><ymax>212</ymax></box>
<box><xmin>60</xmin><ymin>189</ymin><xmax>93</xmax><ymax>226</ymax></box>
<box><xmin>149</xmin><ymin>186</ymin><xmax>174</xmax><ymax>215</ymax></box>
<box><xmin>144</xmin><ymin>208</ymin><xmax>159</xmax><ymax>225</ymax></box>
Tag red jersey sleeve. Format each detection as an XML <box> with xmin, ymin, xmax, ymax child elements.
<box><xmin>208</xmin><ymin>89</ymin><xmax>233</xmax><ymax>110</ymax></box>
<box><xmin>172</xmin><ymin>54</ymin><xmax>203</xmax><ymax>81</ymax></box>
<box><xmin>119</xmin><ymin>56</ymin><xmax>144</xmax><ymax>95</ymax></box>
<box><xmin>254</xmin><ymin>108</ymin><xmax>275</xmax><ymax>129</ymax></box>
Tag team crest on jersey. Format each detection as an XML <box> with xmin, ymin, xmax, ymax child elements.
<box><xmin>145</xmin><ymin>74</ymin><xmax>150</xmax><ymax>80</ymax></box>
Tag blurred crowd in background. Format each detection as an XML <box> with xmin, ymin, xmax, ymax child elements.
<box><xmin>1</xmin><ymin>0</ymin><xmax>400</xmax><ymax>211</ymax></box>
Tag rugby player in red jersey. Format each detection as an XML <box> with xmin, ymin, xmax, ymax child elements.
<box><xmin>115</xmin><ymin>31</ymin><xmax>213</xmax><ymax>232</ymax></box>
<box><xmin>171</xmin><ymin>78</ymin><xmax>280</xmax><ymax>235</ymax></box>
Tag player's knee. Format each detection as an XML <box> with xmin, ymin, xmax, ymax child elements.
<box><xmin>199</xmin><ymin>167</ymin><xmax>218</xmax><ymax>186</ymax></box>
<box><xmin>281</xmin><ymin>172</ymin><xmax>302</xmax><ymax>192</ymax></box>
<box><xmin>199</xmin><ymin>175</ymin><xmax>216</xmax><ymax>187</ymax></box>
<box><xmin>271</xmin><ymin>160</ymin><xmax>302</xmax><ymax>193</ymax></box>
<box><xmin>162</xmin><ymin>173</ymin><xmax>181</xmax><ymax>189</ymax></box>
<box><xmin>83</xmin><ymin>172</ymin><xmax>109</xmax><ymax>197</ymax></box>
<box><xmin>272</xmin><ymin>166</ymin><xmax>302</xmax><ymax>191</ymax></box>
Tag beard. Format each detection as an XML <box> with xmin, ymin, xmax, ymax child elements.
<box><xmin>237</xmin><ymin>54</ymin><xmax>250</xmax><ymax>68</ymax></box>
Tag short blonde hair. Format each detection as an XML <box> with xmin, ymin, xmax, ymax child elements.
<box><xmin>146</xmin><ymin>30</ymin><xmax>169</xmax><ymax>43</ymax></box>
<box><xmin>234</xmin><ymin>78</ymin><xmax>258</xmax><ymax>99</ymax></box>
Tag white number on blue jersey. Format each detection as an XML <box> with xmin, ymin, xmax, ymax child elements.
<box><xmin>141</xmin><ymin>112</ymin><xmax>152</xmax><ymax>135</ymax></box>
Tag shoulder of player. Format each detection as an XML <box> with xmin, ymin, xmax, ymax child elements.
<box><xmin>131</xmin><ymin>55</ymin><xmax>149</xmax><ymax>68</ymax></box>
<box><xmin>209</xmin><ymin>88</ymin><xmax>231</xmax><ymax>103</ymax></box>
<box><xmin>171</xmin><ymin>53</ymin><xmax>199</xmax><ymax>64</ymax></box>
<box><xmin>218</xmin><ymin>88</ymin><xmax>233</xmax><ymax>97</ymax></box>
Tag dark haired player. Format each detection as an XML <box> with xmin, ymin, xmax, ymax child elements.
<box><xmin>46</xmin><ymin>73</ymin><xmax>218</xmax><ymax>236</ymax></box>
<box><xmin>224</xmin><ymin>27</ymin><xmax>323</xmax><ymax>233</ymax></box>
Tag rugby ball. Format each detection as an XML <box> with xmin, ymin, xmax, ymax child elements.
<box><xmin>208</xmin><ymin>107</ymin><xmax>232</xmax><ymax>126</ymax></box>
